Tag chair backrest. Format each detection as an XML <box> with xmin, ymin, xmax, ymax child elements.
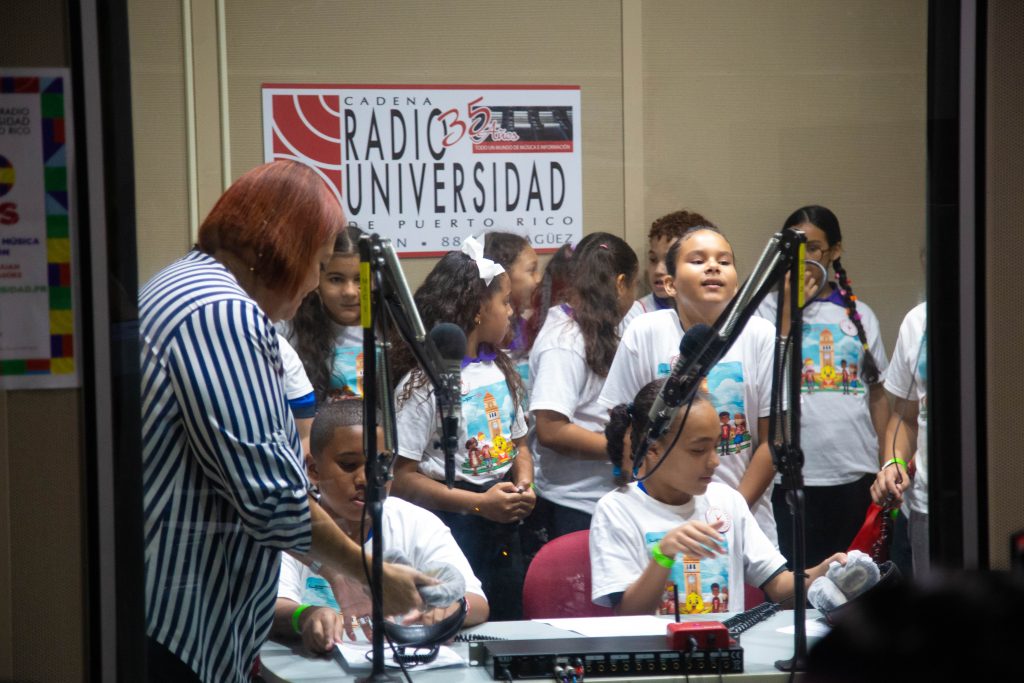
<box><xmin>744</xmin><ymin>583</ymin><xmax>766</xmax><ymax>611</ymax></box>
<box><xmin>522</xmin><ymin>529</ymin><xmax>614</xmax><ymax>619</ymax></box>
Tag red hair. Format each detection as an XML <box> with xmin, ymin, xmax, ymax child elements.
<box><xmin>198</xmin><ymin>160</ymin><xmax>344</xmax><ymax>297</ymax></box>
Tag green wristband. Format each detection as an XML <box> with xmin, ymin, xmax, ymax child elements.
<box><xmin>884</xmin><ymin>457</ymin><xmax>908</xmax><ymax>470</ymax></box>
<box><xmin>651</xmin><ymin>542</ymin><xmax>675</xmax><ymax>569</ymax></box>
<box><xmin>291</xmin><ymin>604</ymin><xmax>312</xmax><ymax>634</ymax></box>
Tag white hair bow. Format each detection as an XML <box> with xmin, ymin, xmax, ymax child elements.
<box><xmin>460</xmin><ymin>235</ymin><xmax>505</xmax><ymax>286</ymax></box>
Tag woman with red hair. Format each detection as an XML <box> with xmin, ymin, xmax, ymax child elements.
<box><xmin>140</xmin><ymin>161</ymin><xmax>428</xmax><ymax>683</ymax></box>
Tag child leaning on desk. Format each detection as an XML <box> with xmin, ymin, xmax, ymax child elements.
<box><xmin>590</xmin><ymin>379</ymin><xmax>846</xmax><ymax>616</ymax></box>
<box><xmin>271</xmin><ymin>399</ymin><xmax>489</xmax><ymax>654</ymax></box>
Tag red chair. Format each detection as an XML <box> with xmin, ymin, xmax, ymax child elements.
<box><xmin>522</xmin><ymin>530</ymin><xmax>614</xmax><ymax>619</ymax></box>
<box><xmin>744</xmin><ymin>583</ymin><xmax>767</xmax><ymax>610</ymax></box>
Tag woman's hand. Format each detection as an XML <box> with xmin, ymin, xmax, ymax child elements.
<box><xmin>657</xmin><ymin>520</ymin><xmax>726</xmax><ymax>560</ymax></box>
<box><xmin>400</xmin><ymin>600</ymin><xmax>463</xmax><ymax>628</ymax></box>
<box><xmin>327</xmin><ymin>561</ymin><xmax>434</xmax><ymax>626</ymax></box>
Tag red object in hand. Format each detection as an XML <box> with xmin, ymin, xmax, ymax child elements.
<box><xmin>666</xmin><ymin>621</ymin><xmax>730</xmax><ymax>651</ymax></box>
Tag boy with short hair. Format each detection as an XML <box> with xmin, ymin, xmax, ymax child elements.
<box><xmin>637</xmin><ymin>209</ymin><xmax>718</xmax><ymax>313</ymax></box>
<box><xmin>273</xmin><ymin>399</ymin><xmax>489</xmax><ymax>654</ymax></box>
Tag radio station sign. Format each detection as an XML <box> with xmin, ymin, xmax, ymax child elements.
<box><xmin>262</xmin><ymin>84</ymin><xmax>582</xmax><ymax>255</ymax></box>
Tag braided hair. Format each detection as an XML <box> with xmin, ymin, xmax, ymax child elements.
<box><xmin>782</xmin><ymin>205</ymin><xmax>881</xmax><ymax>385</ymax></box>
<box><xmin>605</xmin><ymin>378</ymin><xmax>715</xmax><ymax>486</ymax></box>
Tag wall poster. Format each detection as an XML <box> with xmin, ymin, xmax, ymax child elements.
<box><xmin>0</xmin><ymin>69</ymin><xmax>77</xmax><ymax>389</ymax></box>
<box><xmin>262</xmin><ymin>84</ymin><xmax>582</xmax><ymax>255</ymax></box>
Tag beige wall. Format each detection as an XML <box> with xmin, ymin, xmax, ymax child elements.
<box><xmin>131</xmin><ymin>0</ymin><xmax>926</xmax><ymax>346</ymax></box>
<box><xmin>0</xmin><ymin>1</ymin><xmax>86</xmax><ymax>680</ymax></box>
<box><xmin>641</xmin><ymin>0</ymin><xmax>927</xmax><ymax>347</ymax></box>
<box><xmin>986</xmin><ymin>0</ymin><xmax>1024</xmax><ymax>570</ymax></box>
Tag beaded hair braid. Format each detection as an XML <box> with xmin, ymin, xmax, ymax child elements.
<box><xmin>831</xmin><ymin>257</ymin><xmax>881</xmax><ymax>385</ymax></box>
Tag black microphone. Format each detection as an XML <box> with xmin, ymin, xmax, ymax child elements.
<box><xmin>428</xmin><ymin>322</ymin><xmax>466</xmax><ymax>489</ymax></box>
<box><xmin>646</xmin><ymin>324</ymin><xmax>717</xmax><ymax>442</ymax></box>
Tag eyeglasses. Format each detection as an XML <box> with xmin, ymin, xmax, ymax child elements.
<box><xmin>805</xmin><ymin>242</ymin><xmax>831</xmax><ymax>260</ymax></box>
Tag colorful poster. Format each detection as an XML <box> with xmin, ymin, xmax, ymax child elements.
<box><xmin>0</xmin><ymin>70</ymin><xmax>77</xmax><ymax>389</ymax></box>
<box><xmin>262</xmin><ymin>84</ymin><xmax>582</xmax><ymax>256</ymax></box>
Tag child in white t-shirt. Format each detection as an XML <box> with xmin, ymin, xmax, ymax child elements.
<box><xmin>277</xmin><ymin>333</ymin><xmax>315</xmax><ymax>454</ymax></box>
<box><xmin>281</xmin><ymin>225</ymin><xmax>366</xmax><ymax>403</ymax></box>
<box><xmin>756</xmin><ymin>205</ymin><xmax>891</xmax><ymax>568</ymax></box>
<box><xmin>527</xmin><ymin>233</ymin><xmax>639</xmax><ymax>548</ymax></box>
<box><xmin>599</xmin><ymin>226</ymin><xmax>779</xmax><ymax>545</ymax></box>
<box><xmin>591</xmin><ymin>379</ymin><xmax>845</xmax><ymax>615</ymax></box>
<box><xmin>484</xmin><ymin>231</ymin><xmax>541</xmax><ymax>388</ymax></box>
<box><xmin>871</xmin><ymin>301</ymin><xmax>928</xmax><ymax>573</ymax></box>
<box><xmin>272</xmin><ymin>399</ymin><xmax>488</xmax><ymax>654</ymax></box>
<box><xmin>392</xmin><ymin>237</ymin><xmax>535</xmax><ymax>621</ymax></box>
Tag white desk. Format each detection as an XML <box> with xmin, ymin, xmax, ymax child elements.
<box><xmin>258</xmin><ymin>610</ymin><xmax>825</xmax><ymax>681</ymax></box>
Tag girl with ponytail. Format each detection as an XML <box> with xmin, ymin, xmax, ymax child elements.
<box><xmin>591</xmin><ymin>379</ymin><xmax>845</xmax><ymax>616</ymax></box>
<box><xmin>526</xmin><ymin>232</ymin><xmax>639</xmax><ymax>549</ymax></box>
<box><xmin>756</xmin><ymin>205</ymin><xmax>892</xmax><ymax>568</ymax></box>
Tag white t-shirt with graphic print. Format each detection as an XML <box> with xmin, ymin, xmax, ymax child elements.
<box><xmin>598</xmin><ymin>309</ymin><xmax>778</xmax><ymax>545</ymax></box>
<box><xmin>528</xmin><ymin>305</ymin><xmax>615</xmax><ymax>514</ymax></box>
<box><xmin>278</xmin><ymin>496</ymin><xmax>485</xmax><ymax>609</ymax></box>
<box><xmin>884</xmin><ymin>302</ymin><xmax>927</xmax><ymax>514</ymax></box>
<box><xmin>396</xmin><ymin>360</ymin><xmax>527</xmax><ymax>487</ymax></box>
<box><xmin>756</xmin><ymin>295</ymin><xmax>889</xmax><ymax>486</ymax></box>
<box><xmin>278</xmin><ymin>322</ymin><xmax>365</xmax><ymax>400</ymax></box>
<box><xmin>590</xmin><ymin>482</ymin><xmax>785</xmax><ymax>615</ymax></box>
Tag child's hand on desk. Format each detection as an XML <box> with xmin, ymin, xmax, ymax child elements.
<box><xmin>298</xmin><ymin>606</ymin><xmax>348</xmax><ymax>653</ymax></box>
<box><xmin>659</xmin><ymin>520</ymin><xmax>727</xmax><ymax>560</ymax></box>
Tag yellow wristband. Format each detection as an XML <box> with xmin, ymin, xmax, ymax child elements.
<box><xmin>884</xmin><ymin>457</ymin><xmax>908</xmax><ymax>470</ymax></box>
<box><xmin>651</xmin><ymin>542</ymin><xmax>674</xmax><ymax>569</ymax></box>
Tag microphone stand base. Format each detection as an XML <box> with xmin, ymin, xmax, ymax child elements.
<box><xmin>774</xmin><ymin>655</ymin><xmax>808</xmax><ymax>672</ymax></box>
<box><xmin>357</xmin><ymin>672</ymin><xmax>404</xmax><ymax>683</ymax></box>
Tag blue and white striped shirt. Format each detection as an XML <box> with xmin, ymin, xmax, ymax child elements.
<box><xmin>140</xmin><ymin>250</ymin><xmax>312</xmax><ymax>683</ymax></box>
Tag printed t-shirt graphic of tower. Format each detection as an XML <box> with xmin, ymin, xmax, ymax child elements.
<box><xmin>462</xmin><ymin>379</ymin><xmax>517</xmax><ymax>475</ymax></box>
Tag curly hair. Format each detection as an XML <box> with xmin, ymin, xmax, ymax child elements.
<box><xmin>605</xmin><ymin>379</ymin><xmax>715</xmax><ymax>485</ymax></box>
<box><xmin>782</xmin><ymin>205</ymin><xmax>881</xmax><ymax>385</ymax></box>
<box><xmin>392</xmin><ymin>251</ymin><xmax>524</xmax><ymax>408</ymax></box>
<box><xmin>565</xmin><ymin>232</ymin><xmax>638</xmax><ymax>376</ymax></box>
<box><xmin>288</xmin><ymin>224</ymin><xmax>363</xmax><ymax>402</ymax></box>
<box><xmin>649</xmin><ymin>209</ymin><xmax>718</xmax><ymax>243</ymax></box>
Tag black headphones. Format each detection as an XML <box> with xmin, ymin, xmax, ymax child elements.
<box><xmin>382</xmin><ymin>597</ymin><xmax>468</xmax><ymax>665</ymax></box>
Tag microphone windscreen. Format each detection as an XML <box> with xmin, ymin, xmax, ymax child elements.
<box><xmin>679</xmin><ymin>323</ymin><xmax>715</xmax><ymax>357</ymax></box>
<box><xmin>430</xmin><ymin>322</ymin><xmax>467</xmax><ymax>361</ymax></box>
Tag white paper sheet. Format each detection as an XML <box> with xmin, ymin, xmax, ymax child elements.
<box><xmin>533</xmin><ymin>615</ymin><xmax>672</xmax><ymax>637</ymax></box>
<box><xmin>336</xmin><ymin>641</ymin><xmax>465</xmax><ymax>671</ymax></box>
